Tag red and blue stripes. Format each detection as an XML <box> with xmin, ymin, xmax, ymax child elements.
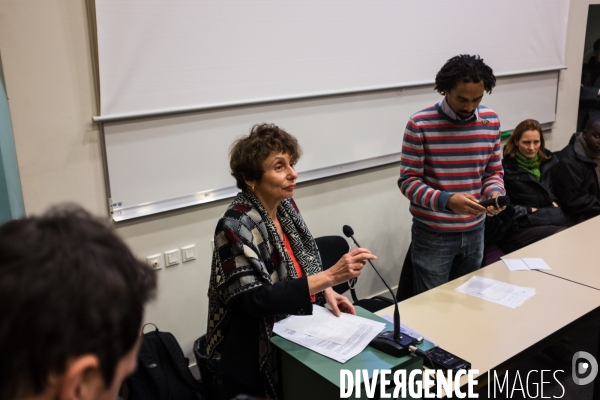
<box><xmin>398</xmin><ymin>103</ymin><xmax>505</xmax><ymax>232</ymax></box>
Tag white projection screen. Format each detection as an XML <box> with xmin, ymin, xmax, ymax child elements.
<box><xmin>94</xmin><ymin>0</ymin><xmax>569</xmax><ymax>221</ymax></box>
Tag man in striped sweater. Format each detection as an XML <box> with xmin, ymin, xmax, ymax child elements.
<box><xmin>399</xmin><ymin>55</ymin><xmax>505</xmax><ymax>295</ymax></box>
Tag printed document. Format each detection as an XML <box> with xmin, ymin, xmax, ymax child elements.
<box><xmin>455</xmin><ymin>276</ymin><xmax>535</xmax><ymax>308</ymax></box>
<box><xmin>273</xmin><ymin>305</ymin><xmax>386</xmax><ymax>363</ymax></box>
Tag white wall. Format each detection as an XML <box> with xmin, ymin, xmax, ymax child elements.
<box><xmin>0</xmin><ymin>0</ymin><xmax>596</xmax><ymax>361</ymax></box>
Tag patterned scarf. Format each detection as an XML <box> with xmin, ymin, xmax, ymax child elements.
<box><xmin>516</xmin><ymin>152</ymin><xmax>541</xmax><ymax>180</ymax></box>
<box><xmin>206</xmin><ymin>190</ymin><xmax>324</xmax><ymax>399</ymax></box>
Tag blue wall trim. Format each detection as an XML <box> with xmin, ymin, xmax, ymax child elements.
<box><xmin>0</xmin><ymin>55</ymin><xmax>25</xmax><ymax>222</ymax></box>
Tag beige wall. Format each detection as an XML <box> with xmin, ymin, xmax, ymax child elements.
<box><xmin>0</xmin><ymin>0</ymin><xmax>596</xmax><ymax>361</ymax></box>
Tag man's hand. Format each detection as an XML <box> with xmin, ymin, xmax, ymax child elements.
<box><xmin>446</xmin><ymin>193</ymin><xmax>486</xmax><ymax>215</ymax></box>
<box><xmin>486</xmin><ymin>192</ymin><xmax>506</xmax><ymax>217</ymax></box>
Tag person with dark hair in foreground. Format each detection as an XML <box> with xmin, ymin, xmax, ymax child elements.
<box><xmin>0</xmin><ymin>206</ymin><xmax>157</xmax><ymax>400</ymax></box>
<box><xmin>553</xmin><ymin>115</ymin><xmax>600</xmax><ymax>225</ymax></box>
<box><xmin>497</xmin><ymin>119</ymin><xmax>567</xmax><ymax>253</ymax></box>
<box><xmin>206</xmin><ymin>123</ymin><xmax>376</xmax><ymax>399</ymax></box>
<box><xmin>398</xmin><ymin>54</ymin><xmax>505</xmax><ymax>295</ymax></box>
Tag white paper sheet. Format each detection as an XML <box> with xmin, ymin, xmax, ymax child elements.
<box><xmin>501</xmin><ymin>257</ymin><xmax>552</xmax><ymax>271</ymax></box>
<box><xmin>522</xmin><ymin>258</ymin><xmax>552</xmax><ymax>270</ymax></box>
<box><xmin>455</xmin><ymin>276</ymin><xmax>536</xmax><ymax>308</ymax></box>
<box><xmin>283</xmin><ymin>306</ymin><xmax>359</xmax><ymax>344</ymax></box>
<box><xmin>273</xmin><ymin>305</ymin><xmax>386</xmax><ymax>363</ymax></box>
<box><xmin>501</xmin><ymin>258</ymin><xmax>529</xmax><ymax>271</ymax></box>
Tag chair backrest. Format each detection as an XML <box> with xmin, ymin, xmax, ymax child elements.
<box><xmin>314</xmin><ymin>235</ymin><xmax>351</xmax><ymax>295</ymax></box>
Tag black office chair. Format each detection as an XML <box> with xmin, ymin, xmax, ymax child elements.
<box><xmin>314</xmin><ymin>235</ymin><xmax>394</xmax><ymax>313</ymax></box>
<box><xmin>395</xmin><ymin>242</ymin><xmax>414</xmax><ymax>302</ymax></box>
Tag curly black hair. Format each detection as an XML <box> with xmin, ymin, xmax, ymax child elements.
<box><xmin>434</xmin><ymin>54</ymin><xmax>496</xmax><ymax>95</ymax></box>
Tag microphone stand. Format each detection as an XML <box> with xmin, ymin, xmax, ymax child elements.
<box><xmin>344</xmin><ymin>229</ymin><xmax>415</xmax><ymax>357</ymax></box>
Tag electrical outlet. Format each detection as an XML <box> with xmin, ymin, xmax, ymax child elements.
<box><xmin>146</xmin><ymin>254</ymin><xmax>163</xmax><ymax>270</ymax></box>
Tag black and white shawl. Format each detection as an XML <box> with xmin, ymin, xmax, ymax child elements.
<box><xmin>206</xmin><ymin>190</ymin><xmax>324</xmax><ymax>399</ymax></box>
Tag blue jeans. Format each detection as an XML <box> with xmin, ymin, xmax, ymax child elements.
<box><xmin>412</xmin><ymin>224</ymin><xmax>484</xmax><ymax>295</ymax></box>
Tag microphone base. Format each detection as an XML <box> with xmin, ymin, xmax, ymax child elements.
<box><xmin>369</xmin><ymin>331</ymin><xmax>416</xmax><ymax>358</ymax></box>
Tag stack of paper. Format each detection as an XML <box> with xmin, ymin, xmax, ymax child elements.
<box><xmin>272</xmin><ymin>305</ymin><xmax>386</xmax><ymax>363</ymax></box>
<box><xmin>454</xmin><ymin>276</ymin><xmax>536</xmax><ymax>308</ymax></box>
<box><xmin>501</xmin><ymin>257</ymin><xmax>551</xmax><ymax>271</ymax></box>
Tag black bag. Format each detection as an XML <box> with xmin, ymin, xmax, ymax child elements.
<box><xmin>484</xmin><ymin>203</ymin><xmax>518</xmax><ymax>245</ymax></box>
<box><xmin>193</xmin><ymin>335</ymin><xmax>227</xmax><ymax>400</ymax></box>
<box><xmin>123</xmin><ymin>324</ymin><xmax>203</xmax><ymax>400</ymax></box>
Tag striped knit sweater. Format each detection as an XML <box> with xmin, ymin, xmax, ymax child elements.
<box><xmin>398</xmin><ymin>102</ymin><xmax>505</xmax><ymax>232</ymax></box>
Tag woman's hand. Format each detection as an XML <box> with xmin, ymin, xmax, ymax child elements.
<box><xmin>552</xmin><ymin>202</ymin><xmax>559</xmax><ymax>207</ymax></box>
<box><xmin>324</xmin><ymin>287</ymin><xmax>355</xmax><ymax>317</ymax></box>
<box><xmin>328</xmin><ymin>248</ymin><xmax>376</xmax><ymax>286</ymax></box>
<box><xmin>307</xmin><ymin>248</ymin><xmax>376</xmax><ymax>295</ymax></box>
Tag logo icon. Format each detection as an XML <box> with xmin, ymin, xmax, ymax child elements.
<box><xmin>572</xmin><ymin>351</ymin><xmax>598</xmax><ymax>385</ymax></box>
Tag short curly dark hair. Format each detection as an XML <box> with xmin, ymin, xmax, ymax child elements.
<box><xmin>434</xmin><ymin>54</ymin><xmax>496</xmax><ymax>95</ymax></box>
<box><xmin>230</xmin><ymin>123</ymin><xmax>302</xmax><ymax>190</ymax></box>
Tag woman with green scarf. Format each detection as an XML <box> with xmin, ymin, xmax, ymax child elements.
<box><xmin>498</xmin><ymin>119</ymin><xmax>567</xmax><ymax>253</ymax></box>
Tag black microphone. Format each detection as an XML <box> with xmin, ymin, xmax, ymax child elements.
<box><xmin>478</xmin><ymin>195</ymin><xmax>510</xmax><ymax>208</ymax></box>
<box><xmin>342</xmin><ymin>225</ymin><xmax>415</xmax><ymax>357</ymax></box>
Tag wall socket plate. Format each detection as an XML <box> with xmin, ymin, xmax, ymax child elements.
<box><xmin>181</xmin><ymin>244</ymin><xmax>196</xmax><ymax>262</ymax></box>
<box><xmin>164</xmin><ymin>249</ymin><xmax>180</xmax><ymax>267</ymax></box>
<box><xmin>146</xmin><ymin>253</ymin><xmax>163</xmax><ymax>270</ymax></box>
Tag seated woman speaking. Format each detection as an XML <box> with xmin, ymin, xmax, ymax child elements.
<box><xmin>499</xmin><ymin>119</ymin><xmax>566</xmax><ymax>253</ymax></box>
<box><xmin>205</xmin><ymin>123</ymin><xmax>375</xmax><ymax>399</ymax></box>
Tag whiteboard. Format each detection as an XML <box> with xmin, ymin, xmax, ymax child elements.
<box><xmin>95</xmin><ymin>0</ymin><xmax>568</xmax><ymax>120</ymax></box>
<box><xmin>104</xmin><ymin>71</ymin><xmax>560</xmax><ymax>221</ymax></box>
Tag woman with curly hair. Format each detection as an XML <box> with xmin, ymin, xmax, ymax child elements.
<box><xmin>205</xmin><ymin>123</ymin><xmax>376</xmax><ymax>399</ymax></box>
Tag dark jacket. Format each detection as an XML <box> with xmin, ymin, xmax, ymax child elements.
<box><xmin>553</xmin><ymin>133</ymin><xmax>600</xmax><ymax>224</ymax></box>
<box><xmin>578</xmin><ymin>58</ymin><xmax>600</xmax><ymax>131</ymax></box>
<box><xmin>502</xmin><ymin>149</ymin><xmax>565</xmax><ymax>228</ymax></box>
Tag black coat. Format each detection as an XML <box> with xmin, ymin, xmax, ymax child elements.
<box><xmin>579</xmin><ymin>57</ymin><xmax>600</xmax><ymax>131</ymax></box>
<box><xmin>502</xmin><ymin>149</ymin><xmax>566</xmax><ymax>228</ymax></box>
<box><xmin>553</xmin><ymin>133</ymin><xmax>600</xmax><ymax>224</ymax></box>
<box><xmin>581</xmin><ymin>57</ymin><xmax>600</xmax><ymax>103</ymax></box>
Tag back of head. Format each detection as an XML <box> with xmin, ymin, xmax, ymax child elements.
<box><xmin>434</xmin><ymin>54</ymin><xmax>496</xmax><ymax>95</ymax></box>
<box><xmin>0</xmin><ymin>205</ymin><xmax>156</xmax><ymax>400</ymax></box>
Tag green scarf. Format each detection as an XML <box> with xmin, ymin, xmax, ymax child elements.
<box><xmin>516</xmin><ymin>152</ymin><xmax>541</xmax><ymax>180</ymax></box>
